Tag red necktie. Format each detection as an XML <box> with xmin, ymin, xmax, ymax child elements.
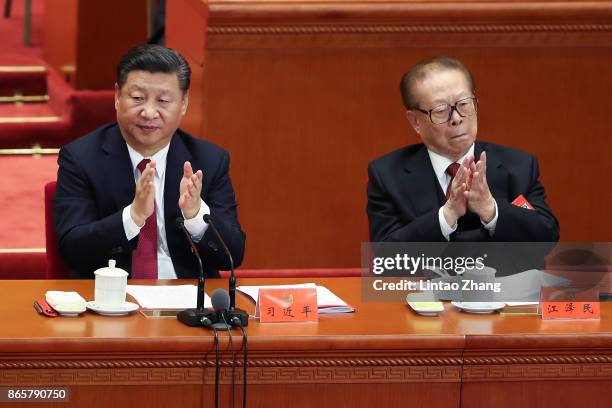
<box><xmin>445</xmin><ymin>162</ymin><xmax>460</xmax><ymax>200</ymax></box>
<box><xmin>131</xmin><ymin>159</ymin><xmax>158</xmax><ymax>279</ymax></box>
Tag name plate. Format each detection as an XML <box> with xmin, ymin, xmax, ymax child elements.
<box><xmin>257</xmin><ymin>287</ymin><xmax>318</xmax><ymax>323</ymax></box>
<box><xmin>540</xmin><ymin>286</ymin><xmax>600</xmax><ymax>319</ymax></box>
<box><xmin>541</xmin><ymin>301</ymin><xmax>600</xmax><ymax>319</ymax></box>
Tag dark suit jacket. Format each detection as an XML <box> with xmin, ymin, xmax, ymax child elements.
<box><xmin>54</xmin><ymin>123</ymin><xmax>246</xmax><ymax>279</ymax></box>
<box><xmin>367</xmin><ymin>141</ymin><xmax>560</xmax><ymax>243</ymax></box>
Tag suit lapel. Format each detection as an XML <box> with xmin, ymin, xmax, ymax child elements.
<box><xmin>402</xmin><ymin>146</ymin><xmax>445</xmax><ymax>216</ymax></box>
<box><xmin>101</xmin><ymin>126</ymin><xmax>136</xmax><ymax>209</ymax></box>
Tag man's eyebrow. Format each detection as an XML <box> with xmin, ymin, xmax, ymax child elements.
<box><xmin>127</xmin><ymin>84</ymin><xmax>144</xmax><ymax>92</ymax></box>
<box><xmin>430</xmin><ymin>93</ymin><xmax>471</xmax><ymax>105</ymax></box>
<box><xmin>126</xmin><ymin>85</ymin><xmax>173</xmax><ymax>95</ymax></box>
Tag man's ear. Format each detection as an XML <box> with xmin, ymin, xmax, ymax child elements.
<box><xmin>181</xmin><ymin>90</ymin><xmax>189</xmax><ymax>116</ymax></box>
<box><xmin>406</xmin><ymin>110</ymin><xmax>420</xmax><ymax>134</ymax></box>
<box><xmin>114</xmin><ymin>83</ymin><xmax>120</xmax><ymax>110</ymax></box>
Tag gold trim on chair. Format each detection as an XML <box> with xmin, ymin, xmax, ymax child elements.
<box><xmin>0</xmin><ymin>248</ymin><xmax>45</xmax><ymax>253</ymax></box>
<box><xmin>0</xmin><ymin>116</ymin><xmax>62</xmax><ymax>123</ymax></box>
<box><xmin>0</xmin><ymin>66</ymin><xmax>45</xmax><ymax>73</ymax></box>
<box><xmin>0</xmin><ymin>147</ymin><xmax>60</xmax><ymax>155</ymax></box>
<box><xmin>0</xmin><ymin>95</ymin><xmax>50</xmax><ymax>103</ymax></box>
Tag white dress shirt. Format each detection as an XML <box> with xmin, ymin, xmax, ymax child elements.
<box><xmin>121</xmin><ymin>143</ymin><xmax>210</xmax><ymax>279</ymax></box>
<box><xmin>427</xmin><ymin>144</ymin><xmax>498</xmax><ymax>241</ymax></box>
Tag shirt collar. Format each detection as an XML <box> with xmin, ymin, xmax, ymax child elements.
<box><xmin>125</xmin><ymin>142</ymin><xmax>170</xmax><ymax>179</ymax></box>
<box><xmin>427</xmin><ymin>144</ymin><xmax>475</xmax><ymax>181</ymax></box>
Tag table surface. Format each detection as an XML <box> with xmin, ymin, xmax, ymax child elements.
<box><xmin>1</xmin><ymin>277</ymin><xmax>611</xmax><ymax>354</ymax></box>
<box><xmin>0</xmin><ymin>278</ymin><xmax>612</xmax><ymax>352</ymax></box>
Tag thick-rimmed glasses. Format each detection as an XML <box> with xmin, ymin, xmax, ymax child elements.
<box><xmin>414</xmin><ymin>96</ymin><xmax>478</xmax><ymax>125</ymax></box>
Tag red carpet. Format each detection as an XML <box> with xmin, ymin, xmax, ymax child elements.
<box><xmin>0</xmin><ymin>0</ymin><xmax>115</xmax><ymax>258</ymax></box>
<box><xmin>0</xmin><ymin>0</ymin><xmax>46</xmax><ymax>97</ymax></box>
<box><xmin>0</xmin><ymin>154</ymin><xmax>57</xmax><ymax>249</ymax></box>
<box><xmin>0</xmin><ymin>0</ymin><xmax>43</xmax><ymax>57</ymax></box>
<box><xmin>0</xmin><ymin>0</ymin><xmax>115</xmax><ymax>149</ymax></box>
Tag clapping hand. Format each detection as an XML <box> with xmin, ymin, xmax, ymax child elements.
<box><xmin>444</xmin><ymin>152</ymin><xmax>495</xmax><ymax>225</ymax></box>
<box><xmin>131</xmin><ymin>160</ymin><xmax>156</xmax><ymax>227</ymax></box>
<box><xmin>178</xmin><ymin>161</ymin><xmax>203</xmax><ymax>219</ymax></box>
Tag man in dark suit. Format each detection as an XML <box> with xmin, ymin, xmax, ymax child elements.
<box><xmin>54</xmin><ymin>44</ymin><xmax>245</xmax><ymax>279</ymax></box>
<box><xmin>367</xmin><ymin>56</ymin><xmax>559</xmax><ymax>244</ymax></box>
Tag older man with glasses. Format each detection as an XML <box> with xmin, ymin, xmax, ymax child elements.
<box><xmin>367</xmin><ymin>56</ymin><xmax>559</xmax><ymax>244</ymax></box>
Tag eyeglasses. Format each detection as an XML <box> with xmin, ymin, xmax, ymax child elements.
<box><xmin>414</xmin><ymin>96</ymin><xmax>478</xmax><ymax>125</ymax></box>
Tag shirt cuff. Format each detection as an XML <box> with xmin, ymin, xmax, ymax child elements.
<box><xmin>182</xmin><ymin>199</ymin><xmax>210</xmax><ymax>243</ymax></box>
<box><xmin>438</xmin><ymin>206</ymin><xmax>457</xmax><ymax>241</ymax></box>
<box><xmin>123</xmin><ymin>205</ymin><xmax>142</xmax><ymax>241</ymax></box>
<box><xmin>481</xmin><ymin>199</ymin><xmax>498</xmax><ymax>236</ymax></box>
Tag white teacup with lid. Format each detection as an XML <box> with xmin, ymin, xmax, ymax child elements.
<box><xmin>94</xmin><ymin>260</ymin><xmax>128</xmax><ymax>309</ymax></box>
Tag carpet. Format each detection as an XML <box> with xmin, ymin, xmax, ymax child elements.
<box><xmin>0</xmin><ymin>0</ymin><xmax>115</xmax><ymax>149</ymax></box>
<box><xmin>0</xmin><ymin>154</ymin><xmax>58</xmax><ymax>249</ymax></box>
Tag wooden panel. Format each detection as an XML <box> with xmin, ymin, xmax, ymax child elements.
<box><xmin>75</xmin><ymin>0</ymin><xmax>148</xmax><ymax>89</ymax></box>
<box><xmin>169</xmin><ymin>0</ymin><xmax>612</xmax><ymax>269</ymax></box>
<box><xmin>43</xmin><ymin>0</ymin><xmax>78</xmax><ymax>80</ymax></box>
<box><xmin>0</xmin><ymin>385</ymin><xmax>202</xmax><ymax>408</ymax></box>
<box><xmin>462</xmin><ymin>381</ymin><xmax>612</xmax><ymax>408</ymax></box>
<box><xmin>166</xmin><ymin>0</ymin><xmax>209</xmax><ymax>134</ymax></box>
<box><xmin>43</xmin><ymin>0</ymin><xmax>148</xmax><ymax>89</ymax></box>
<box><xmin>216</xmin><ymin>383</ymin><xmax>459</xmax><ymax>408</ymax></box>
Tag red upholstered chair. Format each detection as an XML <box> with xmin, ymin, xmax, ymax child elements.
<box><xmin>0</xmin><ymin>250</ymin><xmax>46</xmax><ymax>279</ymax></box>
<box><xmin>45</xmin><ymin>181</ymin><xmax>70</xmax><ymax>278</ymax></box>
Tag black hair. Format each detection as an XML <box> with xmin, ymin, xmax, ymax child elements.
<box><xmin>116</xmin><ymin>44</ymin><xmax>191</xmax><ymax>93</ymax></box>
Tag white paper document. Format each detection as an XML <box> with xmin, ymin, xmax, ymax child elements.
<box><xmin>127</xmin><ymin>285</ymin><xmax>212</xmax><ymax>309</ymax></box>
<box><xmin>236</xmin><ymin>283</ymin><xmax>354</xmax><ymax>314</ymax></box>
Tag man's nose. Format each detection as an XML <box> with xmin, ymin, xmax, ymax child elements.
<box><xmin>449</xmin><ymin>107</ymin><xmax>463</xmax><ymax>126</ymax></box>
<box><xmin>140</xmin><ymin>102</ymin><xmax>159</xmax><ymax>119</ymax></box>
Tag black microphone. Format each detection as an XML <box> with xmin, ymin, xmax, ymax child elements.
<box><xmin>210</xmin><ymin>288</ymin><xmax>231</xmax><ymax>330</ymax></box>
<box><xmin>203</xmin><ymin>214</ymin><xmax>249</xmax><ymax>326</ymax></box>
<box><xmin>175</xmin><ymin>217</ymin><xmax>216</xmax><ymax>327</ymax></box>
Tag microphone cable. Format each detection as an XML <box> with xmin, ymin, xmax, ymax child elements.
<box><xmin>212</xmin><ymin>326</ymin><xmax>220</xmax><ymax>408</ymax></box>
<box><xmin>232</xmin><ymin>317</ymin><xmax>248</xmax><ymax>408</ymax></box>
<box><xmin>222</xmin><ymin>313</ymin><xmax>237</xmax><ymax>408</ymax></box>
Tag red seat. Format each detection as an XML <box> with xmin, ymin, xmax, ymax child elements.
<box><xmin>44</xmin><ymin>181</ymin><xmax>70</xmax><ymax>278</ymax></box>
<box><xmin>0</xmin><ymin>250</ymin><xmax>46</xmax><ymax>279</ymax></box>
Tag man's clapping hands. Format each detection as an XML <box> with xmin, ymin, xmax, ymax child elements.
<box><xmin>443</xmin><ymin>151</ymin><xmax>495</xmax><ymax>227</ymax></box>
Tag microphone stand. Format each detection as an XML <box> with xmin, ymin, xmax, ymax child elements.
<box><xmin>175</xmin><ymin>218</ymin><xmax>216</xmax><ymax>326</ymax></box>
<box><xmin>203</xmin><ymin>214</ymin><xmax>249</xmax><ymax>326</ymax></box>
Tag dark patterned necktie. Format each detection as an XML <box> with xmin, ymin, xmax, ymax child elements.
<box><xmin>131</xmin><ymin>159</ymin><xmax>158</xmax><ymax>279</ymax></box>
<box><xmin>445</xmin><ymin>162</ymin><xmax>460</xmax><ymax>200</ymax></box>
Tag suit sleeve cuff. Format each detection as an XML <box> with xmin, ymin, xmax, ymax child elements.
<box><xmin>182</xmin><ymin>199</ymin><xmax>210</xmax><ymax>243</ymax></box>
<box><xmin>481</xmin><ymin>199</ymin><xmax>498</xmax><ymax>236</ymax></box>
<box><xmin>122</xmin><ymin>205</ymin><xmax>142</xmax><ymax>241</ymax></box>
<box><xmin>438</xmin><ymin>206</ymin><xmax>457</xmax><ymax>241</ymax></box>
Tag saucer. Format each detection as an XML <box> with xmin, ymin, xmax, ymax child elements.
<box><xmin>451</xmin><ymin>301</ymin><xmax>505</xmax><ymax>314</ymax></box>
<box><xmin>406</xmin><ymin>292</ymin><xmax>444</xmax><ymax>316</ymax></box>
<box><xmin>53</xmin><ymin>306</ymin><xmax>86</xmax><ymax>317</ymax></box>
<box><xmin>407</xmin><ymin>302</ymin><xmax>444</xmax><ymax>316</ymax></box>
<box><xmin>86</xmin><ymin>301</ymin><xmax>139</xmax><ymax>316</ymax></box>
